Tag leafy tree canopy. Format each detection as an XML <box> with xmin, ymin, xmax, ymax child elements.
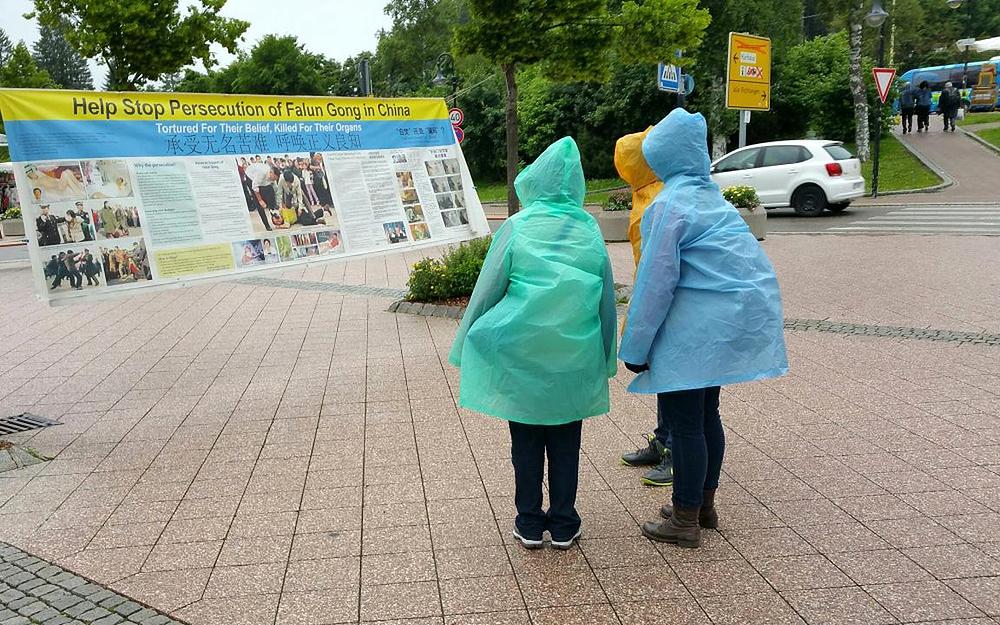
<box><xmin>28</xmin><ymin>0</ymin><xmax>249</xmax><ymax>90</ymax></box>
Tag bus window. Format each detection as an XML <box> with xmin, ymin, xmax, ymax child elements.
<box><xmin>915</xmin><ymin>70</ymin><xmax>948</xmax><ymax>90</ymax></box>
<box><xmin>951</xmin><ymin>67</ymin><xmax>980</xmax><ymax>87</ymax></box>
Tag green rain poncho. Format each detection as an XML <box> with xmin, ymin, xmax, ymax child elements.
<box><xmin>449</xmin><ymin>137</ymin><xmax>618</xmax><ymax>425</ymax></box>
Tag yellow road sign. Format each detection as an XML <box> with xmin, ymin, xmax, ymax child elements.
<box><xmin>726</xmin><ymin>33</ymin><xmax>771</xmax><ymax>111</ymax></box>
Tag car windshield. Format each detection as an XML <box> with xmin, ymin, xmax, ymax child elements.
<box><xmin>715</xmin><ymin>148</ymin><xmax>759</xmax><ymax>172</ymax></box>
<box><xmin>824</xmin><ymin>144</ymin><xmax>854</xmax><ymax>160</ymax></box>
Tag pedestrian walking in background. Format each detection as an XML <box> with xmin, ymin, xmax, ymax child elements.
<box><xmin>449</xmin><ymin>136</ymin><xmax>618</xmax><ymax>551</ymax></box>
<box><xmin>915</xmin><ymin>81</ymin><xmax>933</xmax><ymax>132</ymax></box>
<box><xmin>900</xmin><ymin>82</ymin><xmax>916</xmax><ymax>134</ymax></box>
<box><xmin>938</xmin><ymin>82</ymin><xmax>961</xmax><ymax>132</ymax></box>
<box><xmin>614</xmin><ymin>127</ymin><xmax>674</xmax><ymax>487</ymax></box>
<box><xmin>619</xmin><ymin>109</ymin><xmax>788</xmax><ymax>548</ymax></box>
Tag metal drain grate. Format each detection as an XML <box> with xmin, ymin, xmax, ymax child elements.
<box><xmin>0</xmin><ymin>413</ymin><xmax>61</xmax><ymax>436</ymax></box>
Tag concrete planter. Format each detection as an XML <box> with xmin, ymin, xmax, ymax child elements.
<box><xmin>738</xmin><ymin>206</ymin><xmax>767</xmax><ymax>241</ymax></box>
<box><xmin>0</xmin><ymin>218</ymin><xmax>25</xmax><ymax>238</ymax></box>
<box><xmin>586</xmin><ymin>208</ymin><xmax>629</xmax><ymax>242</ymax></box>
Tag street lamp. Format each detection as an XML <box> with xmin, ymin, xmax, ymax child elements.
<box><xmin>432</xmin><ymin>52</ymin><xmax>459</xmax><ymax>107</ymax></box>
<box><xmin>867</xmin><ymin>0</ymin><xmax>890</xmax><ymax>198</ymax></box>
<box><xmin>948</xmin><ymin>0</ymin><xmax>974</xmax><ymax>90</ymax></box>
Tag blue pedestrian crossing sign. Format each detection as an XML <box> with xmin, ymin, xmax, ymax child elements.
<box><xmin>657</xmin><ymin>62</ymin><xmax>680</xmax><ymax>93</ymax></box>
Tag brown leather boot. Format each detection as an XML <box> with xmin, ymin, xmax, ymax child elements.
<box><xmin>641</xmin><ymin>504</ymin><xmax>701</xmax><ymax>548</ymax></box>
<box><xmin>659</xmin><ymin>489</ymin><xmax>718</xmax><ymax>529</ymax></box>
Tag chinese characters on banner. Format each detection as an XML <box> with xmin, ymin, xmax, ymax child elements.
<box><xmin>0</xmin><ymin>90</ymin><xmax>489</xmax><ymax>304</ymax></box>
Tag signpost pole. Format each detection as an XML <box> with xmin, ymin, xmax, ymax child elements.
<box><xmin>871</xmin><ymin>23</ymin><xmax>887</xmax><ymax>198</ymax></box>
<box><xmin>738</xmin><ymin>111</ymin><xmax>749</xmax><ymax>148</ymax></box>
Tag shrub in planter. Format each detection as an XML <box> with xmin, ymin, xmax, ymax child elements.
<box><xmin>721</xmin><ymin>185</ymin><xmax>760</xmax><ymax>211</ymax></box>
<box><xmin>722</xmin><ymin>185</ymin><xmax>767</xmax><ymax>241</ymax></box>
<box><xmin>406</xmin><ymin>236</ymin><xmax>492</xmax><ymax>302</ymax></box>
<box><xmin>603</xmin><ymin>191</ymin><xmax>631</xmax><ymax>211</ymax></box>
<box><xmin>2</xmin><ymin>206</ymin><xmax>22</xmax><ymax>220</ymax></box>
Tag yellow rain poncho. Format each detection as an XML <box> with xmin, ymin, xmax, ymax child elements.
<box><xmin>614</xmin><ymin>127</ymin><xmax>664</xmax><ymax>268</ymax></box>
<box><xmin>449</xmin><ymin>137</ymin><xmax>618</xmax><ymax>425</ymax></box>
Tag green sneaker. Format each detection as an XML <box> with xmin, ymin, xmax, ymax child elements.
<box><xmin>641</xmin><ymin>454</ymin><xmax>674</xmax><ymax>487</ymax></box>
<box><xmin>621</xmin><ymin>435</ymin><xmax>667</xmax><ymax>467</ymax></box>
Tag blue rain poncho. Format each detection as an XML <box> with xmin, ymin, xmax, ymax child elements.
<box><xmin>449</xmin><ymin>137</ymin><xmax>618</xmax><ymax>425</ymax></box>
<box><xmin>619</xmin><ymin>109</ymin><xmax>788</xmax><ymax>394</ymax></box>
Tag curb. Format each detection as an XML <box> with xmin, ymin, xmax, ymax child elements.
<box><xmin>388</xmin><ymin>300</ymin><xmax>465</xmax><ymax>319</ymax></box>
<box><xmin>960</xmin><ymin>127</ymin><xmax>1000</xmax><ymax>157</ymax></box>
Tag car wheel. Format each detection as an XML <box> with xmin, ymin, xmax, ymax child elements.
<box><xmin>792</xmin><ymin>185</ymin><xmax>827</xmax><ymax>216</ymax></box>
<box><xmin>827</xmin><ymin>202</ymin><xmax>850</xmax><ymax>213</ymax></box>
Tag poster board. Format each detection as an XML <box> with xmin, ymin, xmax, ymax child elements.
<box><xmin>0</xmin><ymin>89</ymin><xmax>489</xmax><ymax>305</ymax></box>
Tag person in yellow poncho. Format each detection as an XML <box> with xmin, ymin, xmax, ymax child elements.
<box><xmin>614</xmin><ymin>127</ymin><xmax>674</xmax><ymax>488</ymax></box>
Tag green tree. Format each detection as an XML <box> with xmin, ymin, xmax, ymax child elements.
<box><xmin>28</xmin><ymin>0</ymin><xmax>249</xmax><ymax>90</ymax></box>
<box><xmin>231</xmin><ymin>35</ymin><xmax>333</xmax><ymax>95</ymax></box>
<box><xmin>374</xmin><ymin>0</ymin><xmax>463</xmax><ymax>96</ymax></box>
<box><xmin>456</xmin><ymin>0</ymin><xmax>710</xmax><ymax>215</ymax></box>
<box><xmin>0</xmin><ymin>28</ymin><xmax>13</xmax><ymax>68</ymax></box>
<box><xmin>32</xmin><ymin>21</ymin><xmax>93</xmax><ymax>90</ymax></box>
<box><xmin>0</xmin><ymin>42</ymin><xmax>56</xmax><ymax>88</ymax></box>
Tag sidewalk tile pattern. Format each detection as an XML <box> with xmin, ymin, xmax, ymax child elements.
<box><xmin>2</xmin><ymin>237</ymin><xmax>1000</xmax><ymax>625</ymax></box>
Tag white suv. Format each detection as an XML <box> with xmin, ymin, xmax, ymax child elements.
<box><xmin>711</xmin><ymin>140</ymin><xmax>865</xmax><ymax>216</ymax></box>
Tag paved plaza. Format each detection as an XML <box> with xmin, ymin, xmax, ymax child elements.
<box><xmin>1</xmin><ymin>235</ymin><xmax>999</xmax><ymax>625</ymax></box>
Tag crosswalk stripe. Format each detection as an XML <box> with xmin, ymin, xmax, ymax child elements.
<box><xmin>829</xmin><ymin>225</ymin><xmax>1000</xmax><ymax>233</ymax></box>
<box><xmin>864</xmin><ymin>218</ymin><xmax>1000</xmax><ymax>224</ymax></box>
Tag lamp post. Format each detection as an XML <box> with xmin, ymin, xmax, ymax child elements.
<box><xmin>866</xmin><ymin>0</ymin><xmax>890</xmax><ymax>198</ymax></box>
<box><xmin>432</xmin><ymin>52</ymin><xmax>459</xmax><ymax>107</ymax></box>
<box><xmin>947</xmin><ymin>0</ymin><xmax>974</xmax><ymax>91</ymax></box>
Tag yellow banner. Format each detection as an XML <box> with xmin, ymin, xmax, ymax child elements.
<box><xmin>726</xmin><ymin>33</ymin><xmax>772</xmax><ymax>111</ymax></box>
<box><xmin>154</xmin><ymin>244</ymin><xmax>235</xmax><ymax>278</ymax></box>
<box><xmin>0</xmin><ymin>89</ymin><xmax>447</xmax><ymax>122</ymax></box>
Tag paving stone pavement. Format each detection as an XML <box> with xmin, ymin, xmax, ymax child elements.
<box><xmin>1</xmin><ymin>236</ymin><xmax>1000</xmax><ymax>625</ymax></box>
<box><xmin>0</xmin><ymin>541</ymin><xmax>183</xmax><ymax>625</ymax></box>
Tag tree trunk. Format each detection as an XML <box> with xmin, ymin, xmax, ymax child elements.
<box><xmin>502</xmin><ymin>62</ymin><xmax>520</xmax><ymax>216</ymax></box>
<box><xmin>710</xmin><ymin>76</ymin><xmax>728</xmax><ymax>160</ymax></box>
<box><xmin>848</xmin><ymin>0</ymin><xmax>870</xmax><ymax>161</ymax></box>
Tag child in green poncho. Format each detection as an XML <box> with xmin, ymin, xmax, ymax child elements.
<box><xmin>449</xmin><ymin>137</ymin><xmax>618</xmax><ymax>550</ymax></box>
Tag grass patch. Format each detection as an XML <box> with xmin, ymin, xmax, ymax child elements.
<box><xmin>957</xmin><ymin>112</ymin><xmax>1000</xmax><ymax>127</ymax></box>
<box><xmin>846</xmin><ymin>135</ymin><xmax>941</xmax><ymax>193</ymax></box>
<box><xmin>475</xmin><ymin>177</ymin><xmax>626</xmax><ymax>204</ymax></box>
<box><xmin>973</xmin><ymin>127</ymin><xmax>1000</xmax><ymax>150</ymax></box>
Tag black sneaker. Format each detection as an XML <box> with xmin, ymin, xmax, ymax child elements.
<box><xmin>621</xmin><ymin>435</ymin><xmax>667</xmax><ymax>467</ymax></box>
<box><xmin>641</xmin><ymin>454</ymin><xmax>674</xmax><ymax>487</ymax></box>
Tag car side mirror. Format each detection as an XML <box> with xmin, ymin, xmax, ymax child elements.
<box><xmin>710</xmin><ymin>165</ymin><xmax>717</xmax><ymax>173</ymax></box>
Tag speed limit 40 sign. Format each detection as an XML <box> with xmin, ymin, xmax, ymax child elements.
<box><xmin>448</xmin><ymin>107</ymin><xmax>464</xmax><ymax>126</ymax></box>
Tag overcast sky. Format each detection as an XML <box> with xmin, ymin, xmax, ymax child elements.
<box><xmin>4</xmin><ymin>0</ymin><xmax>393</xmax><ymax>86</ymax></box>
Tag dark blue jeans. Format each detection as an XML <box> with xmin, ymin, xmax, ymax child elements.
<box><xmin>654</xmin><ymin>402</ymin><xmax>674</xmax><ymax>452</ymax></box>
<box><xmin>657</xmin><ymin>387</ymin><xmax>725</xmax><ymax>508</ymax></box>
<box><xmin>508</xmin><ymin>420</ymin><xmax>582</xmax><ymax>542</ymax></box>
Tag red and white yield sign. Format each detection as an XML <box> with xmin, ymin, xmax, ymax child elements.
<box><xmin>872</xmin><ymin>67</ymin><xmax>896</xmax><ymax>104</ymax></box>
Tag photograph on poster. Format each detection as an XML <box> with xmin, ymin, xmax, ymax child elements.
<box><xmin>237</xmin><ymin>153</ymin><xmax>337</xmax><ymax>234</ymax></box>
<box><xmin>410</xmin><ymin>223</ymin><xmax>431</xmax><ymax>241</ymax></box>
<box><xmin>95</xmin><ymin>200</ymin><xmax>142</xmax><ymax>240</ymax></box>
<box><xmin>32</xmin><ymin>201</ymin><xmax>92</xmax><ymax>247</ymax></box>
<box><xmin>233</xmin><ymin>239</ymin><xmax>266</xmax><ymax>267</ymax></box>
<box><xmin>396</xmin><ymin>171</ymin><xmax>415</xmax><ymax>188</ymax></box>
<box><xmin>276</xmin><ymin>236</ymin><xmax>294</xmax><ymax>261</ymax></box>
<box><xmin>405</xmin><ymin>204</ymin><xmax>425</xmax><ymax>223</ymax></box>
<box><xmin>437</xmin><ymin>194</ymin><xmax>455</xmax><ymax>210</ymax></box>
<box><xmin>384</xmin><ymin>221</ymin><xmax>408</xmax><ymax>244</ymax></box>
<box><xmin>101</xmin><ymin>239</ymin><xmax>151</xmax><ymax>286</ymax></box>
<box><xmin>83</xmin><ymin>160</ymin><xmax>134</xmax><ymax>199</ymax></box>
<box><xmin>442</xmin><ymin>209</ymin><xmax>469</xmax><ymax>228</ymax></box>
<box><xmin>431</xmin><ymin>175</ymin><xmax>464</xmax><ymax>194</ymax></box>
<box><xmin>425</xmin><ymin>158</ymin><xmax>460</xmax><ymax>177</ymax></box>
<box><xmin>317</xmin><ymin>230</ymin><xmax>343</xmax><ymax>255</ymax></box>
<box><xmin>24</xmin><ymin>162</ymin><xmax>87</xmax><ymax>204</ymax></box>
<box><xmin>42</xmin><ymin>245</ymin><xmax>106</xmax><ymax>291</ymax></box>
